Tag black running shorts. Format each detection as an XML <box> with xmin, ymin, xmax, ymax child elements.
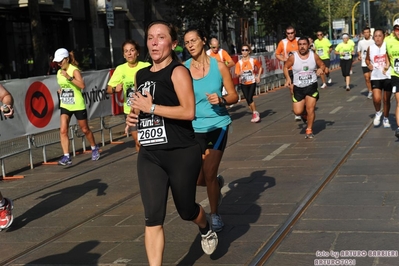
<box><xmin>293</xmin><ymin>82</ymin><xmax>319</xmax><ymax>102</ymax></box>
<box><xmin>371</xmin><ymin>79</ymin><xmax>392</xmax><ymax>91</ymax></box>
<box><xmin>60</xmin><ymin>108</ymin><xmax>88</xmax><ymax>120</ymax></box>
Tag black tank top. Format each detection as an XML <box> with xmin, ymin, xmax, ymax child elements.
<box><xmin>136</xmin><ymin>60</ymin><xmax>197</xmax><ymax>150</ymax></box>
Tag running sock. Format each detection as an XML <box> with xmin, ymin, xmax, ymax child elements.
<box><xmin>199</xmin><ymin>221</ymin><xmax>210</xmax><ymax>234</ymax></box>
<box><xmin>91</xmin><ymin>146</ymin><xmax>96</xmax><ymax>150</ymax></box>
<box><xmin>64</xmin><ymin>153</ymin><xmax>70</xmax><ymax>157</ymax></box>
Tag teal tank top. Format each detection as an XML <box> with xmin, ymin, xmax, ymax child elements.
<box><xmin>185</xmin><ymin>57</ymin><xmax>232</xmax><ymax>133</ymax></box>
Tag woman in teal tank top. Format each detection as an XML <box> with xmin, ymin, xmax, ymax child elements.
<box><xmin>53</xmin><ymin>48</ymin><xmax>100</xmax><ymax>166</ymax></box>
<box><xmin>184</xmin><ymin>28</ymin><xmax>238</xmax><ymax>233</ymax></box>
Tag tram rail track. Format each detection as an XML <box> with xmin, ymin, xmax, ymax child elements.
<box><xmin>248</xmin><ymin>120</ymin><xmax>374</xmax><ymax>265</ymax></box>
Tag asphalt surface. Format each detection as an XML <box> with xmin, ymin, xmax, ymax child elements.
<box><xmin>1</xmin><ymin>63</ymin><xmax>398</xmax><ymax>266</ymax></box>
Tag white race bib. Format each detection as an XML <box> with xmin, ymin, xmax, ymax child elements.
<box><xmin>125</xmin><ymin>88</ymin><xmax>134</xmax><ymax>109</ymax></box>
<box><xmin>60</xmin><ymin>89</ymin><xmax>75</xmax><ymax>105</ymax></box>
<box><xmin>298</xmin><ymin>72</ymin><xmax>312</xmax><ymax>86</ymax></box>
<box><xmin>138</xmin><ymin>115</ymin><xmax>168</xmax><ymax>146</ymax></box>
<box><xmin>241</xmin><ymin>70</ymin><xmax>254</xmax><ymax>83</ymax></box>
<box><xmin>394</xmin><ymin>59</ymin><xmax>399</xmax><ymax>74</ymax></box>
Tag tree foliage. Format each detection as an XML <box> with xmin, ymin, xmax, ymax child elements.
<box><xmin>257</xmin><ymin>0</ymin><xmax>325</xmax><ymax>38</ymax></box>
<box><xmin>163</xmin><ymin>0</ymin><xmax>256</xmax><ymax>38</ymax></box>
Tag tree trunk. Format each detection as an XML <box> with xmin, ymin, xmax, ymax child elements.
<box><xmin>28</xmin><ymin>0</ymin><xmax>47</xmax><ymax>77</ymax></box>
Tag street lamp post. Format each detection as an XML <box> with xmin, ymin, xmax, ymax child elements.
<box><xmin>352</xmin><ymin>0</ymin><xmax>375</xmax><ymax>36</ymax></box>
<box><xmin>351</xmin><ymin>1</ymin><xmax>360</xmax><ymax>36</ymax></box>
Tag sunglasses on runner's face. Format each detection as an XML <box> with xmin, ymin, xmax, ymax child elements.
<box><xmin>210</xmin><ymin>46</ymin><xmax>218</xmax><ymax>49</ymax></box>
<box><xmin>317</xmin><ymin>34</ymin><xmax>323</xmax><ymax>36</ymax></box>
<box><xmin>394</xmin><ymin>28</ymin><xmax>399</xmax><ymax>32</ymax></box>
<box><xmin>242</xmin><ymin>49</ymin><xmax>249</xmax><ymax>51</ymax></box>
<box><xmin>286</xmin><ymin>31</ymin><xmax>295</xmax><ymax>35</ymax></box>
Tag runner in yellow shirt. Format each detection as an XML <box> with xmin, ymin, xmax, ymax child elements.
<box><xmin>386</xmin><ymin>19</ymin><xmax>399</xmax><ymax>138</ymax></box>
<box><xmin>53</xmin><ymin>48</ymin><xmax>100</xmax><ymax>165</ymax></box>
<box><xmin>314</xmin><ymin>31</ymin><xmax>333</xmax><ymax>88</ymax></box>
<box><xmin>335</xmin><ymin>34</ymin><xmax>355</xmax><ymax>91</ymax></box>
<box><xmin>107</xmin><ymin>39</ymin><xmax>151</xmax><ymax>151</ymax></box>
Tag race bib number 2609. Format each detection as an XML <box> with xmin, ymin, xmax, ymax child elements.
<box><xmin>137</xmin><ymin>115</ymin><xmax>168</xmax><ymax>146</ymax></box>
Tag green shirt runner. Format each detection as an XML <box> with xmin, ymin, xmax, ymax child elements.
<box><xmin>314</xmin><ymin>38</ymin><xmax>332</xmax><ymax>60</ymax></box>
<box><xmin>108</xmin><ymin>61</ymin><xmax>151</xmax><ymax>114</ymax></box>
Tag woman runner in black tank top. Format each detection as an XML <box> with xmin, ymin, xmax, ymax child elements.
<box><xmin>127</xmin><ymin>21</ymin><xmax>219</xmax><ymax>263</ymax></box>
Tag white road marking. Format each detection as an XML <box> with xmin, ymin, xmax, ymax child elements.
<box><xmin>330</xmin><ymin>106</ymin><xmax>343</xmax><ymax>114</ymax></box>
<box><xmin>347</xmin><ymin>96</ymin><xmax>357</xmax><ymax>102</ymax></box>
<box><xmin>262</xmin><ymin>143</ymin><xmax>291</xmax><ymax>161</ymax></box>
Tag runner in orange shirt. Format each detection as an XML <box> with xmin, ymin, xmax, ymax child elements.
<box><xmin>276</xmin><ymin>26</ymin><xmax>301</xmax><ymax>121</ymax></box>
<box><xmin>207</xmin><ymin>37</ymin><xmax>236</xmax><ymax>97</ymax></box>
<box><xmin>235</xmin><ymin>44</ymin><xmax>263</xmax><ymax>122</ymax></box>
<box><xmin>207</xmin><ymin>37</ymin><xmax>235</xmax><ymax>69</ymax></box>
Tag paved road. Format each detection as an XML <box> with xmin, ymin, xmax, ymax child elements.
<box><xmin>1</xmin><ymin>63</ymin><xmax>398</xmax><ymax>266</ymax></box>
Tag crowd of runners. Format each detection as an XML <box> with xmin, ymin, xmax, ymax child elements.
<box><xmin>2</xmin><ymin>18</ymin><xmax>399</xmax><ymax>264</ymax></box>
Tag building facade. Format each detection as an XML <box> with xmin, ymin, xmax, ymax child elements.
<box><xmin>0</xmin><ymin>0</ymin><xmax>170</xmax><ymax>79</ymax></box>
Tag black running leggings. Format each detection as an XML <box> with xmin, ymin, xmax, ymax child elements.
<box><xmin>340</xmin><ymin>59</ymin><xmax>352</xmax><ymax>77</ymax></box>
<box><xmin>241</xmin><ymin>83</ymin><xmax>257</xmax><ymax>105</ymax></box>
<box><xmin>137</xmin><ymin>144</ymin><xmax>202</xmax><ymax>226</ymax></box>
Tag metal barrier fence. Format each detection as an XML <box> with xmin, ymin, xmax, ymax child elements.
<box><xmin>102</xmin><ymin>115</ymin><xmax>127</xmax><ymax>142</ymax></box>
<box><xmin>0</xmin><ymin>115</ymin><xmax>125</xmax><ymax>179</ymax></box>
<box><xmin>0</xmin><ymin>136</ymin><xmax>33</xmax><ymax>178</ymax></box>
<box><xmin>31</xmin><ymin>127</ymin><xmax>76</xmax><ymax>164</ymax></box>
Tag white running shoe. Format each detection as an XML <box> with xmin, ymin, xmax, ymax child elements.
<box><xmin>294</xmin><ymin>115</ymin><xmax>301</xmax><ymax>121</ymax></box>
<box><xmin>201</xmin><ymin>215</ymin><xmax>218</xmax><ymax>255</ymax></box>
<box><xmin>350</xmin><ymin>70</ymin><xmax>353</xmax><ymax>75</ymax></box>
<box><xmin>251</xmin><ymin>111</ymin><xmax>260</xmax><ymax>123</ymax></box>
<box><xmin>373</xmin><ymin>111</ymin><xmax>382</xmax><ymax>126</ymax></box>
<box><xmin>0</xmin><ymin>198</ymin><xmax>13</xmax><ymax>231</ymax></box>
<box><xmin>328</xmin><ymin>78</ymin><xmax>332</xmax><ymax>84</ymax></box>
<box><xmin>211</xmin><ymin>213</ymin><xmax>224</xmax><ymax>233</ymax></box>
<box><xmin>383</xmin><ymin>118</ymin><xmax>391</xmax><ymax>128</ymax></box>
<box><xmin>321</xmin><ymin>83</ymin><xmax>327</xmax><ymax>89</ymax></box>
<box><xmin>367</xmin><ymin>91</ymin><xmax>373</xmax><ymax>99</ymax></box>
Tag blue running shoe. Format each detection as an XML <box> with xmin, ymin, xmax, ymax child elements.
<box><xmin>91</xmin><ymin>146</ymin><xmax>100</xmax><ymax>161</ymax></box>
<box><xmin>58</xmin><ymin>155</ymin><xmax>72</xmax><ymax>166</ymax></box>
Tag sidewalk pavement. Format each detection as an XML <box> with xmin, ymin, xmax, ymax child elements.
<box><xmin>1</xmin><ymin>64</ymin><xmax>398</xmax><ymax>266</ymax></box>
